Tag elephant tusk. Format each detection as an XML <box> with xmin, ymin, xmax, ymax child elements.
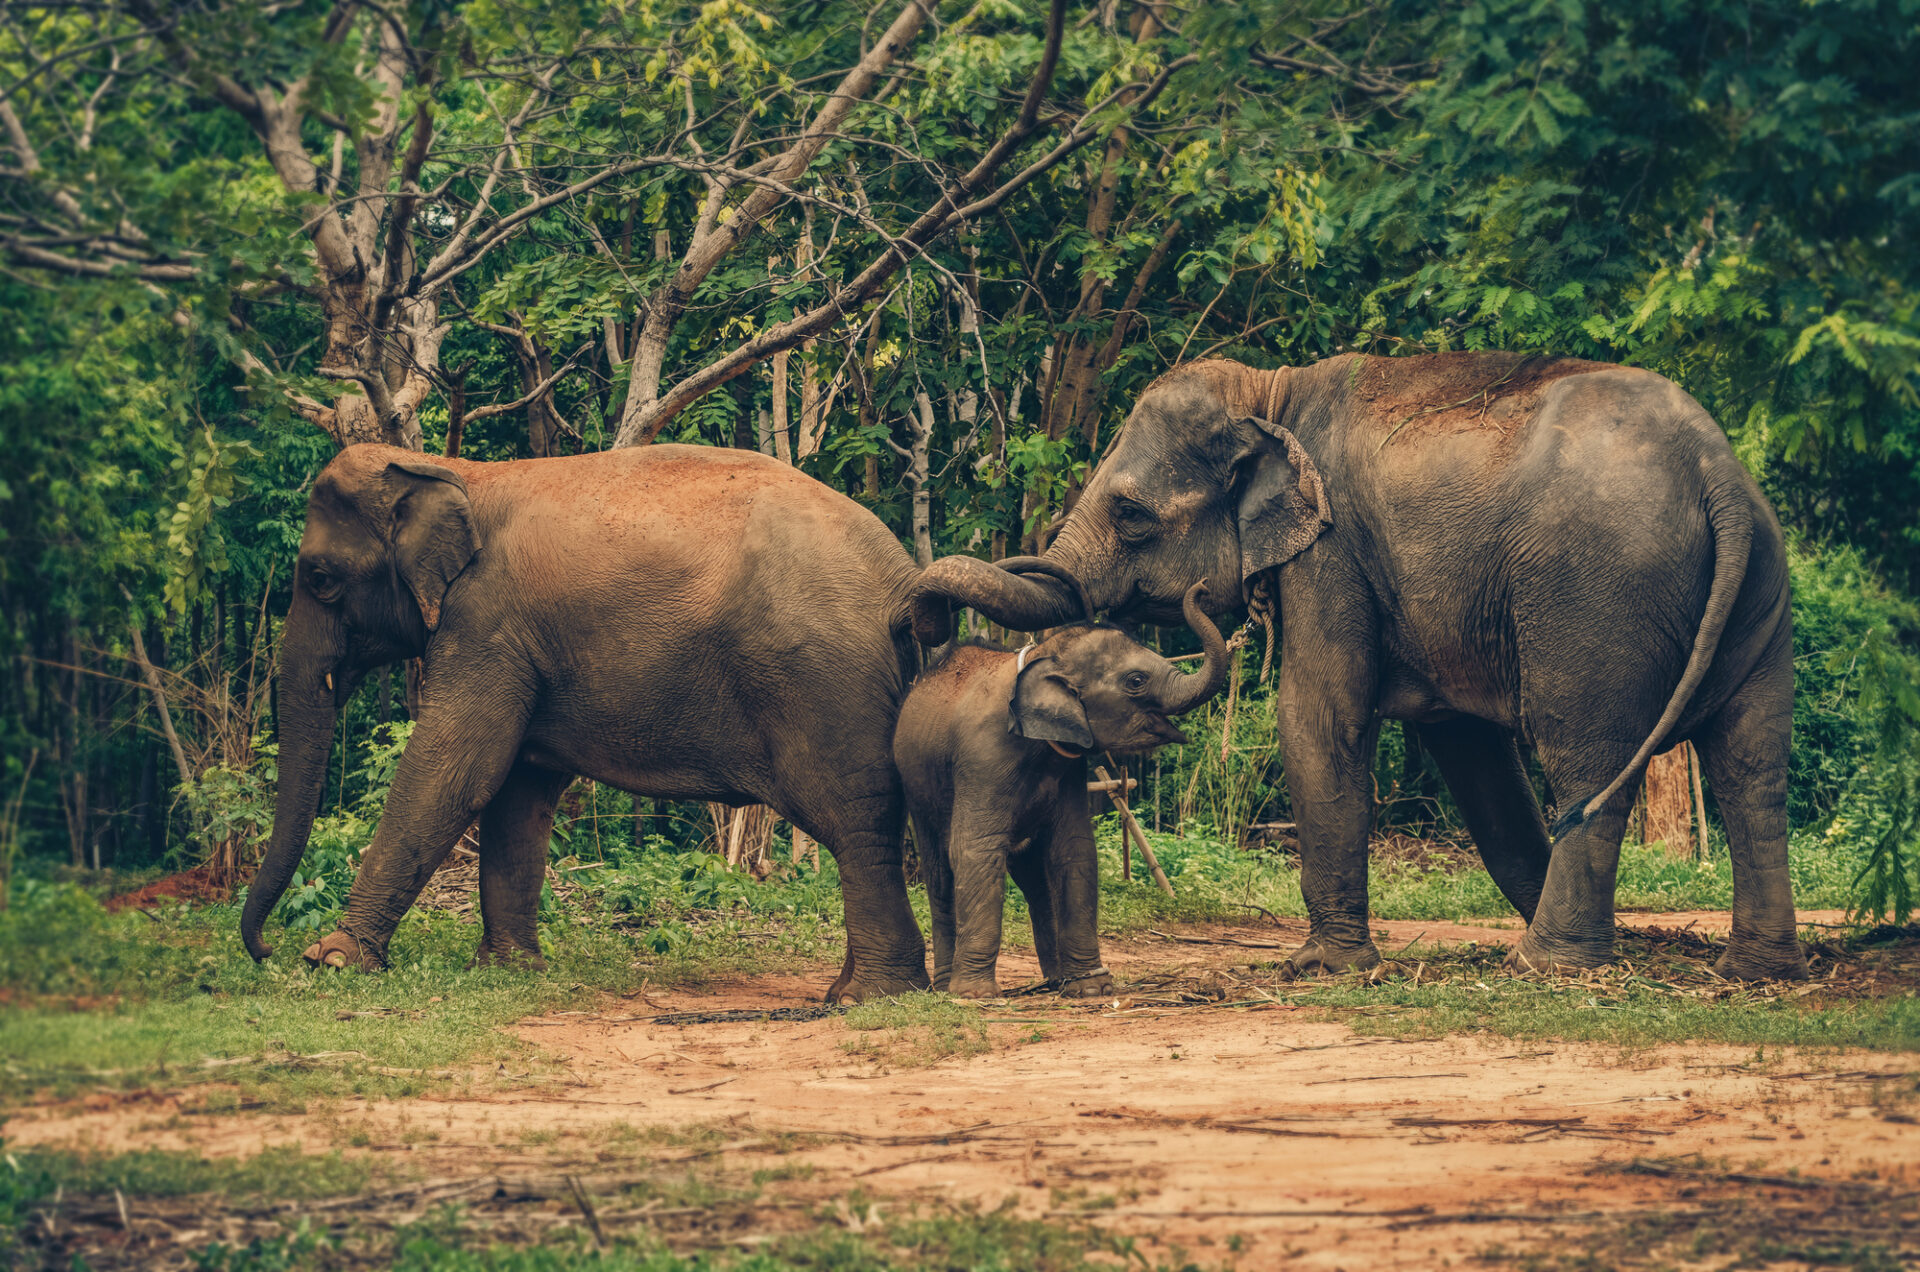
<box><xmin>325</xmin><ymin>673</ymin><xmax>334</xmax><ymax>694</ymax></box>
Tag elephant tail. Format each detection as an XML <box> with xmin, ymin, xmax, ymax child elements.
<box><xmin>1550</xmin><ymin>479</ymin><xmax>1754</xmax><ymax>839</ymax></box>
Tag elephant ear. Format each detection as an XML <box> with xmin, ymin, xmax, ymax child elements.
<box><xmin>1236</xmin><ymin>416</ymin><xmax>1333</xmax><ymax>586</ymax></box>
<box><xmin>385</xmin><ymin>456</ymin><xmax>479</xmax><ymax>632</ymax></box>
<box><xmin>1008</xmin><ymin>657</ymin><xmax>1095</xmax><ymax>751</ymax></box>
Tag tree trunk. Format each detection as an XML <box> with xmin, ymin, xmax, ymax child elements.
<box><xmin>771</xmin><ymin>347</ymin><xmax>793</xmax><ymax>463</ymax></box>
<box><xmin>1638</xmin><ymin>743</ymin><xmax>1696</xmax><ymax>858</ymax></box>
<box><xmin>907</xmin><ymin>390</ymin><xmax>935</xmax><ymax>567</ymax></box>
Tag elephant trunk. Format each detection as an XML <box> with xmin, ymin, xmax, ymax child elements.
<box><xmin>1161</xmin><ymin>581</ymin><xmax>1233</xmax><ymax>716</ymax></box>
<box><xmin>910</xmin><ymin>554</ymin><xmax>1083</xmax><ymax>644</ymax></box>
<box><xmin>996</xmin><ymin>555</ymin><xmax>1094</xmax><ymax>624</ymax></box>
<box><xmin>240</xmin><ymin>614</ymin><xmax>338</xmax><ymax>962</ymax></box>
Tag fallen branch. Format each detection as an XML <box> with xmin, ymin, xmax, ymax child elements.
<box><xmin>1147</xmin><ymin>929</ymin><xmax>1287</xmax><ymax>950</ymax></box>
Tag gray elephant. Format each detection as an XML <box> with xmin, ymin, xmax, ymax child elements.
<box><xmin>910</xmin><ymin>353</ymin><xmax>1808</xmax><ymax>981</ymax></box>
<box><xmin>895</xmin><ymin>572</ymin><xmax>1230</xmax><ymax>999</ymax></box>
<box><xmin>242</xmin><ymin>442</ymin><xmax>930</xmax><ymax>1001</ymax></box>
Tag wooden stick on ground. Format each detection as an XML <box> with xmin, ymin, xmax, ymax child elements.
<box><xmin>1688</xmin><ymin>741</ymin><xmax>1710</xmax><ymax>863</ymax></box>
<box><xmin>1097</xmin><ymin>764</ymin><xmax>1172</xmax><ymax>896</ymax></box>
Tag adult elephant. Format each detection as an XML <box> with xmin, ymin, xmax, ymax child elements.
<box><xmin>911</xmin><ymin>354</ymin><xmax>1808</xmax><ymax>981</ymax></box>
<box><xmin>241</xmin><ymin>442</ymin><xmax>929</xmax><ymax>1001</ymax></box>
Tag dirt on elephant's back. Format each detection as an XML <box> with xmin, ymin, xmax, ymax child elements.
<box><xmin>1350</xmin><ymin>350</ymin><xmax>1615</xmax><ymax>441</ymax></box>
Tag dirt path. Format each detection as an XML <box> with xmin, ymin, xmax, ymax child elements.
<box><xmin>6</xmin><ymin>910</ymin><xmax>1909</xmax><ymax>1268</ymax></box>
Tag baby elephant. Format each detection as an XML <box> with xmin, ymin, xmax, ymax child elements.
<box><xmin>895</xmin><ymin>576</ymin><xmax>1230</xmax><ymax>999</ymax></box>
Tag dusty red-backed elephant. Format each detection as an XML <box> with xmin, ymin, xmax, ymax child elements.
<box><xmin>241</xmin><ymin>443</ymin><xmax>928</xmax><ymax>1000</ymax></box>
<box><xmin>911</xmin><ymin>354</ymin><xmax>1808</xmax><ymax>982</ymax></box>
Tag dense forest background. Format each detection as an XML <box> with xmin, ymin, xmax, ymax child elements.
<box><xmin>2</xmin><ymin>0</ymin><xmax>1916</xmax><ymax>918</ymax></box>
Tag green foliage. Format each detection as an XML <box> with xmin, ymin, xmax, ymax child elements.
<box><xmin>2</xmin><ymin>0</ymin><xmax>1917</xmax><ymax>929</ymax></box>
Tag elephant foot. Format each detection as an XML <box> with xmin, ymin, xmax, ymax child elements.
<box><xmin>1053</xmin><ymin>967</ymin><xmax>1114</xmax><ymax>999</ymax></box>
<box><xmin>468</xmin><ymin>943</ymin><xmax>546</xmax><ymax>971</ymax></box>
<box><xmin>947</xmin><ymin>974</ymin><xmax>1002</xmax><ymax>1001</ymax></box>
<box><xmin>302</xmin><ymin>930</ymin><xmax>383</xmax><ymax>972</ymax></box>
<box><xmin>1278</xmin><ymin>934</ymin><xmax>1381</xmax><ymax>980</ymax></box>
<box><xmin>1714</xmin><ymin>939</ymin><xmax>1809</xmax><ymax>982</ymax></box>
<box><xmin>825</xmin><ymin>967</ymin><xmax>933</xmax><ymax>1004</ymax></box>
<box><xmin>1505</xmin><ymin>929</ymin><xmax>1612</xmax><ymax>975</ymax></box>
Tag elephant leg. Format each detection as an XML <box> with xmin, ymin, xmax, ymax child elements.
<box><xmin>1510</xmin><ymin>723</ymin><xmax>1642</xmax><ymax>972</ymax></box>
<box><xmin>471</xmin><ymin>763</ymin><xmax>571</xmax><ymax>969</ymax></box>
<box><xmin>1418</xmin><ymin>717</ymin><xmax>1551</xmax><ymax>922</ymax></box>
<box><xmin>1031</xmin><ymin>802</ymin><xmax>1112</xmax><ymax>998</ymax></box>
<box><xmin>1277</xmin><ymin>666</ymin><xmax>1383</xmax><ymax>978</ymax></box>
<box><xmin>1006</xmin><ymin>837</ymin><xmax>1060</xmax><ymax>982</ymax></box>
<box><xmin>915</xmin><ymin>813</ymin><xmax>957</xmax><ymax>992</ymax></box>
<box><xmin>784</xmin><ymin>756</ymin><xmax>929</xmax><ymax>1003</ymax></box>
<box><xmin>946</xmin><ymin>812</ymin><xmax>1014</xmax><ymax>1000</ymax></box>
<box><xmin>312</xmin><ymin>672</ymin><xmax>531</xmax><ymax>970</ymax></box>
<box><xmin>1694</xmin><ymin>632</ymin><xmax>1807</xmax><ymax>981</ymax></box>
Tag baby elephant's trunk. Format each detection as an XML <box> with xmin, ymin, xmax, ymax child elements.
<box><xmin>1162</xmin><ymin>581</ymin><xmax>1232</xmax><ymax>715</ymax></box>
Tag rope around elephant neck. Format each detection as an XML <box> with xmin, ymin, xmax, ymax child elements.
<box><xmin>1218</xmin><ymin>578</ymin><xmax>1276</xmax><ymax>766</ymax></box>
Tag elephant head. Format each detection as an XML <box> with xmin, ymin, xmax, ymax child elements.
<box><xmin>240</xmin><ymin>446</ymin><xmax>479</xmax><ymax>961</ymax></box>
<box><xmin>912</xmin><ymin>361</ymin><xmax>1330</xmax><ymax>639</ymax></box>
<box><xmin>1010</xmin><ymin>582</ymin><xmax>1231</xmax><ymax>753</ymax></box>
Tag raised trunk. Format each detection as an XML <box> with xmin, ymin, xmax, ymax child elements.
<box><xmin>1162</xmin><ymin>582</ymin><xmax>1232</xmax><ymax>715</ymax></box>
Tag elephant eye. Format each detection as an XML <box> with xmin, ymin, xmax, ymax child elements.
<box><xmin>1112</xmin><ymin>497</ymin><xmax>1157</xmax><ymax>541</ymax></box>
<box><xmin>1124</xmin><ymin>671</ymin><xmax>1151</xmax><ymax>694</ymax></box>
<box><xmin>306</xmin><ymin>565</ymin><xmax>339</xmax><ymax>598</ymax></box>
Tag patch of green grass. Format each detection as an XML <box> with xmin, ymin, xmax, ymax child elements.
<box><xmin>0</xmin><ymin>896</ymin><xmax>649</xmax><ymax>1106</ymax></box>
<box><xmin>1263</xmin><ymin>943</ymin><xmax>1920</xmax><ymax>1051</ymax></box>
<box><xmin>841</xmin><ymin>992</ymin><xmax>992</xmax><ymax>1067</ymax></box>
<box><xmin>0</xmin><ymin>851</ymin><xmax>856</xmax><ymax>1107</ymax></box>
<box><xmin>1047</xmin><ymin>822</ymin><xmax>1867</xmax><ymax>936</ymax></box>
<box><xmin>3</xmin><ymin>1140</ymin><xmax>1184</xmax><ymax>1272</ymax></box>
<box><xmin>2</xmin><ymin>1144</ymin><xmax>378</xmax><ymax>1206</ymax></box>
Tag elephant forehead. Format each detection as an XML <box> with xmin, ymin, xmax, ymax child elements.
<box><xmin>1050</xmin><ymin>626</ymin><xmax>1147</xmax><ymax>668</ymax></box>
<box><xmin>319</xmin><ymin>442</ymin><xmax>410</xmax><ymax>486</ymax></box>
<box><xmin>1149</xmin><ymin>487</ymin><xmax>1212</xmax><ymax>522</ymax></box>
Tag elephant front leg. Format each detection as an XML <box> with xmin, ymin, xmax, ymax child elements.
<box><xmin>1026</xmin><ymin>805</ymin><xmax>1112</xmax><ymax>999</ymax></box>
<box><xmin>471</xmin><ymin>763</ymin><xmax>571</xmax><ymax>970</ymax></box>
<box><xmin>310</xmin><ymin>673</ymin><xmax>530</xmax><ymax>970</ymax></box>
<box><xmin>1278</xmin><ymin>671</ymin><xmax>1382</xmax><ymax>978</ymax></box>
<box><xmin>946</xmin><ymin>815</ymin><xmax>1014</xmax><ymax>1000</ymax></box>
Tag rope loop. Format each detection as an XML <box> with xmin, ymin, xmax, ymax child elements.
<box><xmin>1218</xmin><ymin>575</ymin><xmax>1277</xmax><ymax>765</ymax></box>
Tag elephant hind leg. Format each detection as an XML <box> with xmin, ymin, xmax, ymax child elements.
<box><xmin>1419</xmin><ymin>718</ymin><xmax>1550</xmax><ymax>923</ymax></box>
<box><xmin>1005</xmin><ymin>835</ymin><xmax>1060</xmax><ymax>983</ymax></box>
<box><xmin>1694</xmin><ymin>635</ymin><xmax>1807</xmax><ymax>981</ymax></box>
<box><xmin>915</xmin><ymin>812</ymin><xmax>957</xmax><ymax>992</ymax></box>
<box><xmin>780</xmin><ymin>758</ymin><xmax>929</xmax><ymax>1003</ymax></box>
<box><xmin>471</xmin><ymin>763</ymin><xmax>572</xmax><ymax>969</ymax></box>
<box><xmin>1511</xmin><ymin>721</ymin><xmax>1644</xmax><ymax>971</ymax></box>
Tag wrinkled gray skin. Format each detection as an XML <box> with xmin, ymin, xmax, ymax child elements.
<box><xmin>242</xmin><ymin>443</ymin><xmax>929</xmax><ymax>1002</ymax></box>
<box><xmin>895</xmin><ymin>581</ymin><xmax>1230</xmax><ymax>999</ymax></box>
<box><xmin>911</xmin><ymin>354</ymin><xmax>1809</xmax><ymax>981</ymax></box>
